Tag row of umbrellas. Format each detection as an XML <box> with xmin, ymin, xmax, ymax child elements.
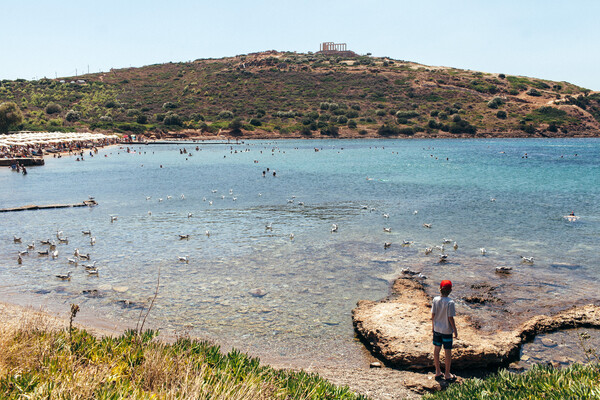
<box><xmin>0</xmin><ymin>131</ymin><xmax>119</xmax><ymax>147</ymax></box>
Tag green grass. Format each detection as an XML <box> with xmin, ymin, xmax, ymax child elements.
<box><xmin>525</xmin><ymin>106</ymin><xmax>575</xmax><ymax>125</ymax></box>
<box><xmin>424</xmin><ymin>363</ymin><xmax>600</xmax><ymax>400</ymax></box>
<box><xmin>0</xmin><ymin>326</ymin><xmax>368</xmax><ymax>400</ymax></box>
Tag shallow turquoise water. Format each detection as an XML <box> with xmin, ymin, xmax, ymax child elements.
<box><xmin>1</xmin><ymin>138</ymin><xmax>599</xmax><ymax>366</ymax></box>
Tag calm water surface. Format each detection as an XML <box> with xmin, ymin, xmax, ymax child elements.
<box><xmin>1</xmin><ymin>138</ymin><xmax>599</xmax><ymax>367</ymax></box>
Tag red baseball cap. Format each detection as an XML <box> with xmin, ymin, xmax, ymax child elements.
<box><xmin>440</xmin><ymin>280</ymin><xmax>452</xmax><ymax>290</ymax></box>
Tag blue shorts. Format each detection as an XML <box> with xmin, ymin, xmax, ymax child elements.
<box><xmin>433</xmin><ymin>331</ymin><xmax>453</xmax><ymax>349</ymax></box>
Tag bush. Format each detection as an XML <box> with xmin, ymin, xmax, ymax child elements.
<box><xmin>377</xmin><ymin>124</ymin><xmax>399</xmax><ymax>136</ymax></box>
<box><xmin>351</xmin><ymin>104</ymin><xmax>361</xmax><ymax>111</ymax></box>
<box><xmin>162</xmin><ymin>102</ymin><xmax>178</xmax><ymax>109</ymax></box>
<box><xmin>156</xmin><ymin>113</ymin><xmax>165</xmax><ymax>122</ymax></box>
<box><xmin>527</xmin><ymin>88</ymin><xmax>542</xmax><ymax>97</ymax></box>
<box><xmin>547</xmin><ymin>122</ymin><xmax>558</xmax><ymax>132</ymax></box>
<box><xmin>337</xmin><ymin>115</ymin><xmax>348</xmax><ymax>124</ymax></box>
<box><xmin>452</xmin><ymin>115</ymin><xmax>462</xmax><ymax>123</ymax></box>
<box><xmin>229</xmin><ymin>118</ymin><xmax>243</xmax><ymax>133</ymax></box>
<box><xmin>359</xmin><ymin>129</ymin><xmax>368</xmax><ymax>135</ymax></box>
<box><xmin>300</xmin><ymin>126</ymin><xmax>312</xmax><ymax>135</ymax></box>
<box><xmin>347</xmin><ymin>119</ymin><xmax>357</xmax><ymax>128</ymax></box>
<box><xmin>319</xmin><ymin>102</ymin><xmax>329</xmax><ymax>110</ymax></box>
<box><xmin>163</xmin><ymin>112</ymin><xmax>182</xmax><ymax>126</ymax></box>
<box><xmin>375</xmin><ymin>110</ymin><xmax>386</xmax><ymax>117</ymax></box>
<box><xmin>45</xmin><ymin>103</ymin><xmax>62</xmax><ymax>114</ymax></box>
<box><xmin>428</xmin><ymin>120</ymin><xmax>440</xmax><ymax>129</ymax></box>
<box><xmin>136</xmin><ymin>115</ymin><xmax>148</xmax><ymax>124</ymax></box>
<box><xmin>430</xmin><ymin>110</ymin><xmax>439</xmax><ymax>117</ymax></box>
<box><xmin>395</xmin><ymin>111</ymin><xmax>419</xmax><ymax>119</ymax></box>
<box><xmin>346</xmin><ymin>110</ymin><xmax>359</xmax><ymax>118</ymax></box>
<box><xmin>496</xmin><ymin>110</ymin><xmax>507</xmax><ymax>119</ymax></box>
<box><xmin>190</xmin><ymin>113</ymin><xmax>205</xmax><ymax>121</ymax></box>
<box><xmin>487</xmin><ymin>97</ymin><xmax>505</xmax><ymax>109</ymax></box>
<box><xmin>65</xmin><ymin>110</ymin><xmax>81</xmax><ymax>122</ymax></box>
<box><xmin>320</xmin><ymin>124</ymin><xmax>339</xmax><ymax>136</ymax></box>
<box><xmin>449</xmin><ymin>119</ymin><xmax>477</xmax><ymax>134</ymax></box>
<box><xmin>99</xmin><ymin>115</ymin><xmax>113</xmax><ymax>122</ymax></box>
<box><xmin>249</xmin><ymin>118</ymin><xmax>262</xmax><ymax>126</ymax></box>
<box><xmin>522</xmin><ymin>124</ymin><xmax>535</xmax><ymax>134</ymax></box>
<box><xmin>105</xmin><ymin>100</ymin><xmax>118</xmax><ymax>108</ymax></box>
<box><xmin>218</xmin><ymin>110</ymin><xmax>234</xmax><ymax>119</ymax></box>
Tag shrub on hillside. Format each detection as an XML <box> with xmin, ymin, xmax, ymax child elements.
<box><xmin>249</xmin><ymin>118</ymin><xmax>262</xmax><ymax>126</ymax></box>
<box><xmin>347</xmin><ymin>119</ymin><xmax>357</xmax><ymax>128</ymax></box>
<box><xmin>377</xmin><ymin>124</ymin><xmax>399</xmax><ymax>136</ymax></box>
<box><xmin>229</xmin><ymin>118</ymin><xmax>243</xmax><ymax>134</ymax></box>
<box><xmin>337</xmin><ymin>115</ymin><xmax>348</xmax><ymax>124</ymax></box>
<box><xmin>375</xmin><ymin>110</ymin><xmax>386</xmax><ymax>117</ymax></box>
<box><xmin>300</xmin><ymin>126</ymin><xmax>312</xmax><ymax>135</ymax></box>
<box><xmin>65</xmin><ymin>110</ymin><xmax>81</xmax><ymax>122</ymax></box>
<box><xmin>526</xmin><ymin>88</ymin><xmax>542</xmax><ymax>97</ymax></box>
<box><xmin>320</xmin><ymin>124</ymin><xmax>339</xmax><ymax>136</ymax></box>
<box><xmin>487</xmin><ymin>97</ymin><xmax>505</xmax><ymax>109</ymax></box>
<box><xmin>45</xmin><ymin>103</ymin><xmax>62</xmax><ymax>114</ymax></box>
<box><xmin>395</xmin><ymin>110</ymin><xmax>419</xmax><ymax>119</ymax></box>
<box><xmin>136</xmin><ymin>115</ymin><xmax>148</xmax><ymax>124</ymax></box>
<box><xmin>163</xmin><ymin>112</ymin><xmax>182</xmax><ymax>126</ymax></box>
<box><xmin>496</xmin><ymin>110</ymin><xmax>507</xmax><ymax>119</ymax></box>
<box><xmin>99</xmin><ymin>115</ymin><xmax>113</xmax><ymax>122</ymax></box>
<box><xmin>218</xmin><ymin>110</ymin><xmax>234</xmax><ymax>119</ymax></box>
<box><xmin>346</xmin><ymin>110</ymin><xmax>359</xmax><ymax>118</ymax></box>
<box><xmin>162</xmin><ymin>102</ymin><xmax>178</xmax><ymax>109</ymax></box>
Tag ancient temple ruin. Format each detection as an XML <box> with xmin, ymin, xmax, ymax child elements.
<box><xmin>317</xmin><ymin>42</ymin><xmax>357</xmax><ymax>57</ymax></box>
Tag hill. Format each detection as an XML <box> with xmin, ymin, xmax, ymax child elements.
<box><xmin>1</xmin><ymin>51</ymin><xmax>599</xmax><ymax>139</ymax></box>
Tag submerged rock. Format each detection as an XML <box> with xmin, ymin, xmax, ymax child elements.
<box><xmin>249</xmin><ymin>288</ymin><xmax>267</xmax><ymax>298</ymax></box>
<box><xmin>352</xmin><ymin>277</ymin><xmax>600</xmax><ymax>370</ymax></box>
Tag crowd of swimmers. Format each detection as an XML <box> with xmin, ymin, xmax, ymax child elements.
<box><xmin>0</xmin><ymin>137</ymin><xmax>119</xmax><ymax>160</ymax></box>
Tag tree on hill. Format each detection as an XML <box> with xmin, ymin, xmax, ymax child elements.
<box><xmin>0</xmin><ymin>102</ymin><xmax>24</xmax><ymax>134</ymax></box>
<box><xmin>229</xmin><ymin>118</ymin><xmax>243</xmax><ymax>135</ymax></box>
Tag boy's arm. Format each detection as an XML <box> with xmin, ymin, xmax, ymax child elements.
<box><xmin>431</xmin><ymin>313</ymin><xmax>435</xmax><ymax>333</ymax></box>
<box><xmin>448</xmin><ymin>316</ymin><xmax>458</xmax><ymax>338</ymax></box>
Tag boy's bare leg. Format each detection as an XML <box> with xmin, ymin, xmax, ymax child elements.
<box><xmin>434</xmin><ymin>345</ymin><xmax>442</xmax><ymax>376</ymax></box>
<box><xmin>444</xmin><ymin>348</ymin><xmax>452</xmax><ymax>379</ymax></box>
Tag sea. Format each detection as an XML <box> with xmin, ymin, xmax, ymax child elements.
<box><xmin>1</xmin><ymin>138</ymin><xmax>599</xmax><ymax>368</ymax></box>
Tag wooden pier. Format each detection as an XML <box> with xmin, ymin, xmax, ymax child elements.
<box><xmin>0</xmin><ymin>199</ymin><xmax>97</xmax><ymax>213</ymax></box>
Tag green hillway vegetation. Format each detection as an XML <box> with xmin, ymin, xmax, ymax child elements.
<box><xmin>425</xmin><ymin>363</ymin><xmax>600</xmax><ymax>400</ymax></box>
<box><xmin>1</xmin><ymin>51</ymin><xmax>600</xmax><ymax>137</ymax></box>
<box><xmin>0</xmin><ymin>317</ymin><xmax>367</xmax><ymax>399</ymax></box>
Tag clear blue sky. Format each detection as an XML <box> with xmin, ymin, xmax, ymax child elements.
<box><xmin>3</xmin><ymin>0</ymin><xmax>599</xmax><ymax>90</ymax></box>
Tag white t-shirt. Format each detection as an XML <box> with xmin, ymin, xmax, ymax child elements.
<box><xmin>432</xmin><ymin>296</ymin><xmax>456</xmax><ymax>335</ymax></box>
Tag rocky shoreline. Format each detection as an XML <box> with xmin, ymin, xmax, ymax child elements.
<box><xmin>352</xmin><ymin>276</ymin><xmax>600</xmax><ymax>371</ymax></box>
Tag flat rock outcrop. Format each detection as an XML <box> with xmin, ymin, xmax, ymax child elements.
<box><xmin>352</xmin><ymin>277</ymin><xmax>600</xmax><ymax>370</ymax></box>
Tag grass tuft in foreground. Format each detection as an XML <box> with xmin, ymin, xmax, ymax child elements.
<box><xmin>424</xmin><ymin>363</ymin><xmax>600</xmax><ymax>400</ymax></box>
<box><xmin>0</xmin><ymin>323</ymin><xmax>368</xmax><ymax>400</ymax></box>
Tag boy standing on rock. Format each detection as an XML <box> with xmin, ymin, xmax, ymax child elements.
<box><xmin>432</xmin><ymin>279</ymin><xmax>458</xmax><ymax>381</ymax></box>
